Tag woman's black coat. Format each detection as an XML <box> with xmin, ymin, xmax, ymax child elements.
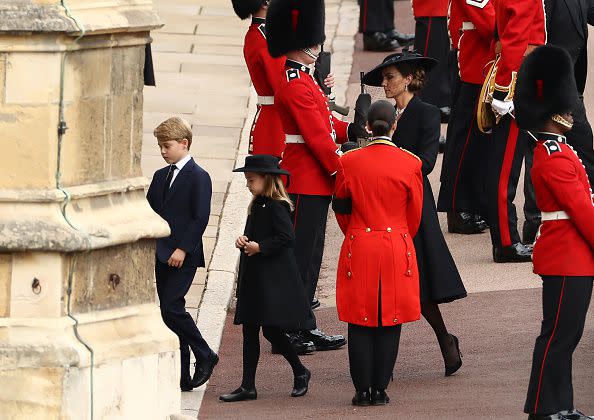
<box><xmin>392</xmin><ymin>95</ymin><xmax>467</xmax><ymax>304</ymax></box>
<box><xmin>234</xmin><ymin>196</ymin><xmax>315</xmax><ymax>330</ymax></box>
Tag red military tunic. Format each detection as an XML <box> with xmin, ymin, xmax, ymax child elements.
<box><xmin>452</xmin><ymin>0</ymin><xmax>495</xmax><ymax>84</ymax></box>
<box><xmin>448</xmin><ymin>0</ymin><xmax>464</xmax><ymax>50</ymax></box>
<box><xmin>243</xmin><ymin>17</ymin><xmax>286</xmax><ymax>157</ymax></box>
<box><xmin>531</xmin><ymin>133</ymin><xmax>594</xmax><ymax>276</ymax></box>
<box><xmin>275</xmin><ymin>59</ymin><xmax>349</xmax><ymax>196</ymax></box>
<box><xmin>412</xmin><ymin>0</ymin><xmax>449</xmax><ymax>17</ymax></box>
<box><xmin>334</xmin><ymin>139</ymin><xmax>424</xmax><ymax>327</ymax></box>
<box><xmin>494</xmin><ymin>0</ymin><xmax>546</xmax><ymax>97</ymax></box>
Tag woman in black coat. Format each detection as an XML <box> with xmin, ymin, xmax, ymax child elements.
<box><xmin>220</xmin><ymin>155</ymin><xmax>315</xmax><ymax>402</ymax></box>
<box><xmin>363</xmin><ymin>51</ymin><xmax>466</xmax><ymax>376</ymax></box>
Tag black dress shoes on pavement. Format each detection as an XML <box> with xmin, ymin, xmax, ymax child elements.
<box><xmin>219</xmin><ymin>387</ymin><xmax>257</xmax><ymax>402</ymax></box>
<box><xmin>302</xmin><ymin>329</ymin><xmax>347</xmax><ymax>351</ymax></box>
<box><xmin>559</xmin><ymin>410</ymin><xmax>594</xmax><ymax>419</ymax></box>
<box><xmin>271</xmin><ymin>333</ymin><xmax>315</xmax><ymax>355</ymax></box>
<box><xmin>363</xmin><ymin>32</ymin><xmax>399</xmax><ymax>52</ymax></box>
<box><xmin>352</xmin><ymin>390</ymin><xmax>372</xmax><ymax>406</ymax></box>
<box><xmin>528</xmin><ymin>414</ymin><xmax>568</xmax><ymax>420</ymax></box>
<box><xmin>447</xmin><ymin>212</ymin><xmax>488</xmax><ymax>234</ymax></box>
<box><xmin>370</xmin><ymin>389</ymin><xmax>390</xmax><ymax>405</ymax></box>
<box><xmin>191</xmin><ymin>351</ymin><xmax>219</xmax><ymax>388</ymax></box>
<box><xmin>493</xmin><ymin>242</ymin><xmax>533</xmax><ymax>263</ymax></box>
<box><xmin>385</xmin><ymin>29</ymin><xmax>415</xmax><ymax>46</ymax></box>
<box><xmin>291</xmin><ymin>368</ymin><xmax>311</xmax><ymax>397</ymax></box>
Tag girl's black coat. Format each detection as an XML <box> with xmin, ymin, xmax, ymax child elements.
<box><xmin>234</xmin><ymin>196</ymin><xmax>315</xmax><ymax>330</ymax></box>
<box><xmin>393</xmin><ymin>95</ymin><xmax>467</xmax><ymax>303</ymax></box>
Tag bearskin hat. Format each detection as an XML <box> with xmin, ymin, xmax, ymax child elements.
<box><xmin>514</xmin><ymin>45</ymin><xmax>579</xmax><ymax>131</ymax></box>
<box><xmin>266</xmin><ymin>0</ymin><xmax>326</xmax><ymax>58</ymax></box>
<box><xmin>231</xmin><ymin>0</ymin><xmax>265</xmax><ymax>20</ymax></box>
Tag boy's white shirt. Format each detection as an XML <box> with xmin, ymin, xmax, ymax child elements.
<box><xmin>170</xmin><ymin>153</ymin><xmax>192</xmax><ymax>187</ymax></box>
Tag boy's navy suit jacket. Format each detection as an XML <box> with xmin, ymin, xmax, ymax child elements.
<box><xmin>147</xmin><ymin>157</ymin><xmax>212</xmax><ymax>268</ymax></box>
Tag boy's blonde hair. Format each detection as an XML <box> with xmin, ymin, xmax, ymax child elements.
<box><xmin>249</xmin><ymin>174</ymin><xmax>294</xmax><ymax>212</ymax></box>
<box><xmin>154</xmin><ymin>117</ymin><xmax>193</xmax><ymax>150</ymax></box>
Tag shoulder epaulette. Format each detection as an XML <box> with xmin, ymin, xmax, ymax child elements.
<box><xmin>398</xmin><ymin>147</ymin><xmax>421</xmax><ymax>161</ymax></box>
<box><xmin>286</xmin><ymin>68</ymin><xmax>300</xmax><ymax>82</ymax></box>
<box><xmin>258</xmin><ymin>23</ymin><xmax>266</xmax><ymax>39</ymax></box>
<box><xmin>543</xmin><ymin>140</ymin><xmax>562</xmax><ymax>156</ymax></box>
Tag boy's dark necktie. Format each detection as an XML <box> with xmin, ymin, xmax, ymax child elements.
<box><xmin>163</xmin><ymin>164</ymin><xmax>177</xmax><ymax>199</ymax></box>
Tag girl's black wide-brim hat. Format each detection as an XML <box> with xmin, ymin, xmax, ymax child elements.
<box><xmin>362</xmin><ymin>50</ymin><xmax>438</xmax><ymax>87</ymax></box>
<box><xmin>514</xmin><ymin>45</ymin><xmax>579</xmax><ymax>131</ymax></box>
<box><xmin>233</xmin><ymin>154</ymin><xmax>290</xmax><ymax>177</ymax></box>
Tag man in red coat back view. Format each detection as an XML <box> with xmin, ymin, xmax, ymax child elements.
<box><xmin>266</xmin><ymin>0</ymin><xmax>366</xmax><ymax>353</ymax></box>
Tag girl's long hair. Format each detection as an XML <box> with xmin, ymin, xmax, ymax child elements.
<box><xmin>249</xmin><ymin>173</ymin><xmax>294</xmax><ymax>212</ymax></box>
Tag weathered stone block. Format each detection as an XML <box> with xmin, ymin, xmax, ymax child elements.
<box><xmin>4</xmin><ymin>52</ymin><xmax>61</xmax><ymax>105</ymax></box>
<box><xmin>109</xmin><ymin>94</ymin><xmax>134</xmax><ymax>179</ymax></box>
<box><xmin>0</xmin><ymin>255</ymin><xmax>11</xmax><ymax>317</ymax></box>
<box><xmin>68</xmin><ymin>240</ymin><xmax>156</xmax><ymax>314</ymax></box>
<box><xmin>65</xmin><ymin>47</ymin><xmax>112</xmax><ymax>101</ymax></box>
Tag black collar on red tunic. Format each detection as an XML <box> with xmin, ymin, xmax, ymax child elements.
<box><xmin>286</xmin><ymin>59</ymin><xmax>310</xmax><ymax>73</ymax></box>
<box><xmin>537</xmin><ymin>132</ymin><xmax>567</xmax><ymax>144</ymax></box>
<box><xmin>251</xmin><ymin>17</ymin><xmax>266</xmax><ymax>25</ymax></box>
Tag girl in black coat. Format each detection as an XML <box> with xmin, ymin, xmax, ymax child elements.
<box><xmin>363</xmin><ymin>51</ymin><xmax>466</xmax><ymax>376</ymax></box>
<box><xmin>219</xmin><ymin>155</ymin><xmax>314</xmax><ymax>402</ymax></box>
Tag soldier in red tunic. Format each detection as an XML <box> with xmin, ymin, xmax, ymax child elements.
<box><xmin>484</xmin><ymin>0</ymin><xmax>546</xmax><ymax>262</ymax></box>
<box><xmin>333</xmin><ymin>100</ymin><xmax>424</xmax><ymax>406</ymax></box>
<box><xmin>437</xmin><ymin>0</ymin><xmax>495</xmax><ymax>234</ymax></box>
<box><xmin>266</xmin><ymin>0</ymin><xmax>366</xmax><ymax>352</ymax></box>
<box><xmin>514</xmin><ymin>45</ymin><xmax>594</xmax><ymax>420</ymax></box>
<box><xmin>232</xmin><ymin>0</ymin><xmax>285</xmax><ymax>157</ymax></box>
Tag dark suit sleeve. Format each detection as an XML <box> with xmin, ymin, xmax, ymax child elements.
<box><xmin>146</xmin><ymin>172</ymin><xmax>159</xmax><ymax>213</ymax></box>
<box><xmin>258</xmin><ymin>201</ymin><xmax>296</xmax><ymax>256</ymax></box>
<box><xmin>179</xmin><ymin>168</ymin><xmax>212</xmax><ymax>253</ymax></box>
<box><xmin>416</xmin><ymin>105</ymin><xmax>440</xmax><ymax>176</ymax></box>
<box><xmin>588</xmin><ymin>0</ymin><xmax>594</xmax><ymax>25</ymax></box>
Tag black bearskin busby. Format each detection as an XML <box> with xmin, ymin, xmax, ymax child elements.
<box><xmin>514</xmin><ymin>45</ymin><xmax>579</xmax><ymax>130</ymax></box>
<box><xmin>266</xmin><ymin>0</ymin><xmax>326</xmax><ymax>58</ymax></box>
<box><xmin>231</xmin><ymin>0</ymin><xmax>266</xmax><ymax>20</ymax></box>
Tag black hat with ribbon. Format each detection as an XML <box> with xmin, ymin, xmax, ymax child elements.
<box><xmin>233</xmin><ymin>154</ymin><xmax>290</xmax><ymax>177</ymax></box>
<box><xmin>362</xmin><ymin>49</ymin><xmax>438</xmax><ymax>87</ymax></box>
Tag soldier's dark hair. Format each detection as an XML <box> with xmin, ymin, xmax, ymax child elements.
<box><xmin>367</xmin><ymin>100</ymin><xmax>396</xmax><ymax>137</ymax></box>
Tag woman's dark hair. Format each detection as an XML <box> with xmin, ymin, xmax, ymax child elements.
<box><xmin>394</xmin><ymin>62</ymin><xmax>426</xmax><ymax>92</ymax></box>
<box><xmin>367</xmin><ymin>100</ymin><xmax>396</xmax><ymax>137</ymax></box>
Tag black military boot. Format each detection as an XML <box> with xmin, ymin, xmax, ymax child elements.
<box><xmin>493</xmin><ymin>242</ymin><xmax>533</xmax><ymax>263</ymax></box>
<box><xmin>447</xmin><ymin>211</ymin><xmax>488</xmax><ymax>234</ymax></box>
<box><xmin>363</xmin><ymin>32</ymin><xmax>400</xmax><ymax>52</ymax></box>
<box><xmin>558</xmin><ymin>409</ymin><xmax>594</xmax><ymax>419</ymax></box>
<box><xmin>528</xmin><ymin>414</ymin><xmax>570</xmax><ymax>420</ymax></box>
<box><xmin>385</xmin><ymin>29</ymin><xmax>414</xmax><ymax>46</ymax></box>
<box><xmin>370</xmin><ymin>389</ymin><xmax>390</xmax><ymax>405</ymax></box>
<box><xmin>352</xmin><ymin>389</ymin><xmax>371</xmax><ymax>406</ymax></box>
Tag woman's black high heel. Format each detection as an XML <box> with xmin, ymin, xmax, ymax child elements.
<box><xmin>443</xmin><ymin>334</ymin><xmax>462</xmax><ymax>377</ymax></box>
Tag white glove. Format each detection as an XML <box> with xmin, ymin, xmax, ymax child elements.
<box><xmin>491</xmin><ymin>98</ymin><xmax>514</xmax><ymax>117</ymax></box>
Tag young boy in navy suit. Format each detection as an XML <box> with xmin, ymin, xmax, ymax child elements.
<box><xmin>147</xmin><ymin>117</ymin><xmax>218</xmax><ymax>392</ymax></box>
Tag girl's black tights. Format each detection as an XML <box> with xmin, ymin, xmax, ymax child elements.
<box><xmin>241</xmin><ymin>324</ymin><xmax>306</xmax><ymax>389</ymax></box>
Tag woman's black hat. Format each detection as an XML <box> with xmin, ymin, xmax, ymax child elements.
<box><xmin>514</xmin><ymin>45</ymin><xmax>579</xmax><ymax>131</ymax></box>
<box><xmin>362</xmin><ymin>49</ymin><xmax>438</xmax><ymax>87</ymax></box>
<box><xmin>233</xmin><ymin>154</ymin><xmax>290</xmax><ymax>176</ymax></box>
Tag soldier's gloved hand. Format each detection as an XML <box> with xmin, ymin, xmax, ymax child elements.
<box><xmin>347</xmin><ymin>122</ymin><xmax>369</xmax><ymax>142</ymax></box>
<box><xmin>354</xmin><ymin>93</ymin><xmax>372</xmax><ymax>126</ymax></box>
<box><xmin>491</xmin><ymin>98</ymin><xmax>514</xmax><ymax>117</ymax></box>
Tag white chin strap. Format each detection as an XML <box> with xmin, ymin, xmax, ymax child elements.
<box><xmin>302</xmin><ymin>48</ymin><xmax>319</xmax><ymax>60</ymax></box>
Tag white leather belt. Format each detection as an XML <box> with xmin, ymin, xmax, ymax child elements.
<box><xmin>541</xmin><ymin>211</ymin><xmax>570</xmax><ymax>221</ymax></box>
<box><xmin>257</xmin><ymin>95</ymin><xmax>274</xmax><ymax>105</ymax></box>
<box><xmin>462</xmin><ymin>21</ymin><xmax>476</xmax><ymax>31</ymax></box>
<box><xmin>285</xmin><ymin>134</ymin><xmax>305</xmax><ymax>144</ymax></box>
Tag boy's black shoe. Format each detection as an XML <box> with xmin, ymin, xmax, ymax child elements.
<box><xmin>447</xmin><ymin>212</ymin><xmax>488</xmax><ymax>234</ymax></box>
<box><xmin>352</xmin><ymin>390</ymin><xmax>372</xmax><ymax>406</ymax></box>
<box><xmin>219</xmin><ymin>387</ymin><xmax>257</xmax><ymax>402</ymax></box>
<box><xmin>493</xmin><ymin>243</ymin><xmax>533</xmax><ymax>263</ymax></box>
<box><xmin>370</xmin><ymin>389</ymin><xmax>390</xmax><ymax>405</ymax></box>
<box><xmin>385</xmin><ymin>29</ymin><xmax>414</xmax><ymax>46</ymax></box>
<box><xmin>363</xmin><ymin>32</ymin><xmax>400</xmax><ymax>52</ymax></box>
<box><xmin>291</xmin><ymin>368</ymin><xmax>311</xmax><ymax>397</ymax></box>
<box><xmin>191</xmin><ymin>351</ymin><xmax>219</xmax><ymax>388</ymax></box>
<box><xmin>271</xmin><ymin>333</ymin><xmax>315</xmax><ymax>355</ymax></box>
<box><xmin>302</xmin><ymin>329</ymin><xmax>346</xmax><ymax>351</ymax></box>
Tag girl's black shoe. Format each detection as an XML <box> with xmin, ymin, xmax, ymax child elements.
<box><xmin>370</xmin><ymin>389</ymin><xmax>390</xmax><ymax>405</ymax></box>
<box><xmin>291</xmin><ymin>368</ymin><xmax>311</xmax><ymax>397</ymax></box>
<box><xmin>219</xmin><ymin>387</ymin><xmax>257</xmax><ymax>402</ymax></box>
<box><xmin>352</xmin><ymin>390</ymin><xmax>371</xmax><ymax>406</ymax></box>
